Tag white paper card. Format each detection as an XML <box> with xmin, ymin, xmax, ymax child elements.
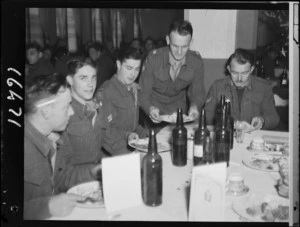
<box><xmin>102</xmin><ymin>153</ymin><xmax>142</xmax><ymax>213</ymax></box>
<box><xmin>188</xmin><ymin>162</ymin><xmax>227</xmax><ymax>221</ymax></box>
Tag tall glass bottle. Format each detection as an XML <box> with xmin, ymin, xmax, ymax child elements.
<box><xmin>280</xmin><ymin>68</ymin><xmax>288</xmax><ymax>88</ymax></box>
<box><xmin>142</xmin><ymin>129</ymin><xmax>162</xmax><ymax>206</ymax></box>
<box><xmin>202</xmin><ymin>136</ymin><xmax>214</xmax><ymax>164</ymax></box>
<box><xmin>193</xmin><ymin>108</ymin><xmax>209</xmax><ymax>166</ymax></box>
<box><xmin>215</xmin><ymin>94</ymin><xmax>225</xmax><ymax>129</ymax></box>
<box><xmin>172</xmin><ymin>108</ymin><xmax>187</xmax><ymax>166</ymax></box>
<box><xmin>225</xmin><ymin>99</ymin><xmax>234</xmax><ymax>150</ymax></box>
<box><xmin>215</xmin><ymin>107</ymin><xmax>230</xmax><ymax>167</ymax></box>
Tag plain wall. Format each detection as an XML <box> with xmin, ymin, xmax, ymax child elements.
<box><xmin>185</xmin><ymin>9</ymin><xmax>259</xmax><ymax>94</ymax></box>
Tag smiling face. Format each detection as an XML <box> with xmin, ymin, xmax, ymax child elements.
<box><xmin>67</xmin><ymin>65</ymin><xmax>97</xmax><ymax>103</ymax></box>
<box><xmin>166</xmin><ymin>31</ymin><xmax>192</xmax><ymax>61</ymax></box>
<box><xmin>116</xmin><ymin>59</ymin><xmax>141</xmax><ymax>86</ymax></box>
<box><xmin>227</xmin><ymin>58</ymin><xmax>254</xmax><ymax>88</ymax></box>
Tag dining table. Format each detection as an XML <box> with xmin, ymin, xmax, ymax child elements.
<box><xmin>47</xmin><ymin>122</ymin><xmax>289</xmax><ymax>222</ymax></box>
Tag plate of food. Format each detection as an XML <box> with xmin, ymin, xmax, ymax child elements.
<box><xmin>242</xmin><ymin>154</ymin><xmax>281</xmax><ymax>172</ymax></box>
<box><xmin>67</xmin><ymin>181</ymin><xmax>104</xmax><ymax>208</ymax></box>
<box><xmin>129</xmin><ymin>138</ymin><xmax>171</xmax><ymax>153</ymax></box>
<box><xmin>159</xmin><ymin>113</ymin><xmax>195</xmax><ymax>123</ymax></box>
<box><xmin>232</xmin><ymin>194</ymin><xmax>289</xmax><ymax>222</ymax></box>
<box><xmin>247</xmin><ymin>137</ymin><xmax>288</xmax><ymax>155</ymax></box>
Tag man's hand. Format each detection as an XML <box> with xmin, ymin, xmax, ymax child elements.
<box><xmin>251</xmin><ymin>116</ymin><xmax>264</xmax><ymax>130</ymax></box>
<box><xmin>149</xmin><ymin>106</ymin><xmax>162</xmax><ymax>123</ymax></box>
<box><xmin>188</xmin><ymin>105</ymin><xmax>199</xmax><ymax>120</ymax></box>
<box><xmin>48</xmin><ymin>193</ymin><xmax>86</xmax><ymax>217</ymax></box>
<box><xmin>90</xmin><ymin>163</ymin><xmax>102</xmax><ymax>181</ymax></box>
<box><xmin>128</xmin><ymin>132</ymin><xmax>139</xmax><ymax>142</ymax></box>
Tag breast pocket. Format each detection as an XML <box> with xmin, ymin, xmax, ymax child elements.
<box><xmin>175</xmin><ymin>70</ymin><xmax>194</xmax><ymax>91</ymax></box>
<box><xmin>67</xmin><ymin>121</ymin><xmax>92</xmax><ymax>137</ymax></box>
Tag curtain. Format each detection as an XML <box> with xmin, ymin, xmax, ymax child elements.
<box><xmin>56</xmin><ymin>8</ymin><xmax>67</xmax><ymax>41</ymax></box>
<box><xmin>27</xmin><ymin>8</ymin><xmax>144</xmax><ymax>53</ymax></box>
<box><xmin>39</xmin><ymin>8</ymin><xmax>57</xmax><ymax>46</ymax></box>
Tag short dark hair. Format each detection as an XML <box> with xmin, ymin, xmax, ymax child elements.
<box><xmin>225</xmin><ymin>48</ymin><xmax>255</xmax><ymax>76</ymax></box>
<box><xmin>226</xmin><ymin>48</ymin><xmax>255</xmax><ymax>67</ymax></box>
<box><xmin>67</xmin><ymin>57</ymin><xmax>96</xmax><ymax>76</ymax></box>
<box><xmin>117</xmin><ymin>46</ymin><xmax>142</xmax><ymax>63</ymax></box>
<box><xmin>26</xmin><ymin>41</ymin><xmax>42</xmax><ymax>52</ymax></box>
<box><xmin>169</xmin><ymin>19</ymin><xmax>193</xmax><ymax>37</ymax></box>
<box><xmin>87</xmin><ymin>42</ymin><xmax>105</xmax><ymax>52</ymax></box>
<box><xmin>25</xmin><ymin>73</ymin><xmax>68</xmax><ymax>114</ymax></box>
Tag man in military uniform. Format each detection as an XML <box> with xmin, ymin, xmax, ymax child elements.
<box><xmin>139</xmin><ymin>19</ymin><xmax>206</xmax><ymax>127</ymax></box>
<box><xmin>205</xmin><ymin>48</ymin><xmax>279</xmax><ymax>130</ymax></box>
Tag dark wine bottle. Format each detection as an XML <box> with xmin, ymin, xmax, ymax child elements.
<box><xmin>215</xmin><ymin>107</ymin><xmax>230</xmax><ymax>167</ymax></box>
<box><xmin>280</xmin><ymin>68</ymin><xmax>288</xmax><ymax>88</ymax></box>
<box><xmin>171</xmin><ymin>108</ymin><xmax>187</xmax><ymax>166</ymax></box>
<box><xmin>193</xmin><ymin>108</ymin><xmax>209</xmax><ymax>166</ymax></box>
<box><xmin>225</xmin><ymin>99</ymin><xmax>234</xmax><ymax>150</ymax></box>
<box><xmin>142</xmin><ymin>129</ymin><xmax>162</xmax><ymax>206</ymax></box>
<box><xmin>202</xmin><ymin>136</ymin><xmax>214</xmax><ymax>164</ymax></box>
<box><xmin>215</xmin><ymin>95</ymin><xmax>225</xmax><ymax>129</ymax></box>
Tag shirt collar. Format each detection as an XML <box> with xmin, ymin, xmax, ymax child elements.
<box><xmin>24</xmin><ymin>117</ymin><xmax>52</xmax><ymax>157</ymax></box>
<box><xmin>168</xmin><ymin>52</ymin><xmax>186</xmax><ymax>68</ymax></box>
<box><xmin>162</xmin><ymin>46</ymin><xmax>190</xmax><ymax>68</ymax></box>
<box><xmin>111</xmin><ymin>75</ymin><xmax>139</xmax><ymax>97</ymax></box>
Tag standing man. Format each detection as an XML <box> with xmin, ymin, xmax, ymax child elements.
<box><xmin>205</xmin><ymin>48</ymin><xmax>279</xmax><ymax>130</ymax></box>
<box><xmin>139</xmin><ymin>19</ymin><xmax>206</xmax><ymax>127</ymax></box>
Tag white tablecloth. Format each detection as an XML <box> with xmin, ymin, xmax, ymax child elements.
<box><xmin>48</xmin><ymin>122</ymin><xmax>289</xmax><ymax>221</ymax></box>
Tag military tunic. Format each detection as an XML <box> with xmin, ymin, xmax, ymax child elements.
<box><xmin>139</xmin><ymin>46</ymin><xmax>206</xmax><ymax>115</ymax></box>
<box><xmin>95</xmin><ymin>75</ymin><xmax>148</xmax><ymax>156</ymax></box>
<box><xmin>204</xmin><ymin>76</ymin><xmax>280</xmax><ymax>130</ymax></box>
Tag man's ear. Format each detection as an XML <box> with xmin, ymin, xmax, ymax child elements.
<box><xmin>40</xmin><ymin>105</ymin><xmax>51</xmax><ymax>120</ymax></box>
<box><xmin>116</xmin><ymin>60</ymin><xmax>121</xmax><ymax>71</ymax></box>
<box><xmin>38</xmin><ymin>52</ymin><xmax>43</xmax><ymax>59</ymax></box>
<box><xmin>250</xmin><ymin>65</ymin><xmax>255</xmax><ymax>73</ymax></box>
<box><xmin>226</xmin><ymin>65</ymin><xmax>231</xmax><ymax>73</ymax></box>
<box><xmin>189</xmin><ymin>38</ymin><xmax>194</xmax><ymax>47</ymax></box>
<box><xmin>166</xmin><ymin>35</ymin><xmax>170</xmax><ymax>45</ymax></box>
<box><xmin>66</xmin><ymin>75</ymin><xmax>73</xmax><ymax>86</ymax></box>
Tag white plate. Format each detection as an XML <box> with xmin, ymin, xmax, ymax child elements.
<box><xmin>242</xmin><ymin>154</ymin><xmax>281</xmax><ymax>172</ymax></box>
<box><xmin>67</xmin><ymin>181</ymin><xmax>104</xmax><ymax>208</ymax></box>
<box><xmin>159</xmin><ymin>113</ymin><xmax>195</xmax><ymax>123</ymax></box>
<box><xmin>128</xmin><ymin>138</ymin><xmax>171</xmax><ymax>153</ymax></box>
<box><xmin>232</xmin><ymin>194</ymin><xmax>289</xmax><ymax>222</ymax></box>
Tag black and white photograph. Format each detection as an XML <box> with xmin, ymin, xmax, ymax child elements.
<box><xmin>1</xmin><ymin>1</ymin><xmax>299</xmax><ymax>226</ymax></box>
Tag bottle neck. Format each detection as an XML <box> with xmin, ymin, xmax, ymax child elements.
<box><xmin>176</xmin><ymin>109</ymin><xmax>184</xmax><ymax>127</ymax></box>
<box><xmin>148</xmin><ymin>130</ymin><xmax>158</xmax><ymax>154</ymax></box>
<box><xmin>199</xmin><ymin>111</ymin><xmax>207</xmax><ymax>129</ymax></box>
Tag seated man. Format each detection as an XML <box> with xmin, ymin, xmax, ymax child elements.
<box><xmin>65</xmin><ymin>58</ymin><xmax>107</xmax><ymax>181</ymax></box>
<box><xmin>87</xmin><ymin>42</ymin><xmax>116</xmax><ymax>90</ymax></box>
<box><xmin>24</xmin><ymin>73</ymin><xmax>102</xmax><ymax>219</ymax></box>
<box><xmin>95</xmin><ymin>47</ymin><xmax>148</xmax><ymax>156</ymax></box>
<box><xmin>205</xmin><ymin>48</ymin><xmax>279</xmax><ymax>130</ymax></box>
<box><xmin>25</xmin><ymin>42</ymin><xmax>55</xmax><ymax>81</ymax></box>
